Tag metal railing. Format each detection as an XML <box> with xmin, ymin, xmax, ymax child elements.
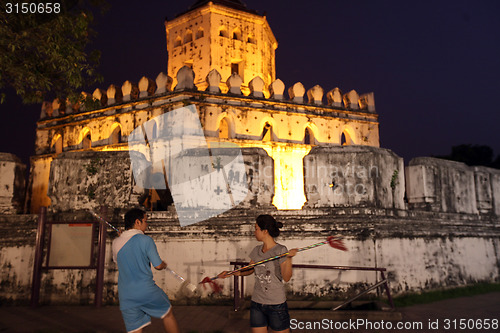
<box><xmin>229</xmin><ymin>261</ymin><xmax>395</xmax><ymax>312</ymax></box>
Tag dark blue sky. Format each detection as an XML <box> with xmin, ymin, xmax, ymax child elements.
<box><xmin>2</xmin><ymin>0</ymin><xmax>499</xmax><ymax>168</ymax></box>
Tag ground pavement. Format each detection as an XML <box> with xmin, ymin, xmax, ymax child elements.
<box><xmin>0</xmin><ymin>292</ymin><xmax>499</xmax><ymax>333</ymax></box>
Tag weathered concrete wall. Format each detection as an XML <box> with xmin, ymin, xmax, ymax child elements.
<box><xmin>47</xmin><ymin>151</ymin><xmax>143</xmax><ymax>213</ymax></box>
<box><xmin>492</xmin><ymin>170</ymin><xmax>500</xmax><ymax>215</ymax></box>
<box><xmin>406</xmin><ymin>157</ymin><xmax>478</xmax><ymax>214</ymax></box>
<box><xmin>1</xmin><ymin>210</ymin><xmax>498</xmax><ymax>304</ymax></box>
<box><xmin>28</xmin><ymin>156</ymin><xmax>52</xmax><ymax>214</ymax></box>
<box><xmin>0</xmin><ymin>214</ymin><xmax>38</xmax><ymax>304</ymax></box>
<box><xmin>377</xmin><ymin>237</ymin><xmax>500</xmax><ymax>292</ymax></box>
<box><xmin>238</xmin><ymin>148</ymin><xmax>274</xmax><ymax>208</ymax></box>
<box><xmin>5</xmin><ymin>150</ymin><xmax>500</xmax><ymax>304</ymax></box>
<box><xmin>406</xmin><ymin>157</ymin><xmax>500</xmax><ymax>216</ymax></box>
<box><xmin>473</xmin><ymin>166</ymin><xmax>500</xmax><ymax>215</ymax></box>
<box><xmin>46</xmin><ymin>149</ymin><xmax>273</xmax><ymax>213</ymax></box>
<box><xmin>0</xmin><ymin>245</ymin><xmax>36</xmax><ymax>302</ymax></box>
<box><xmin>0</xmin><ymin>153</ymin><xmax>26</xmax><ymax>214</ymax></box>
<box><xmin>123</xmin><ymin>212</ymin><xmax>500</xmax><ymax>301</ymax></box>
<box><xmin>304</xmin><ymin>146</ymin><xmax>405</xmax><ymax>210</ymax></box>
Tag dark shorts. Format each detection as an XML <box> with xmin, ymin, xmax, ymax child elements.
<box><xmin>250</xmin><ymin>301</ymin><xmax>290</xmax><ymax>331</ymax></box>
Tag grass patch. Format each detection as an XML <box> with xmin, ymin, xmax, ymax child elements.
<box><xmin>393</xmin><ymin>283</ymin><xmax>500</xmax><ymax>307</ymax></box>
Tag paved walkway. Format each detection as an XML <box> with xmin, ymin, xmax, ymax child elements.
<box><xmin>0</xmin><ymin>292</ymin><xmax>499</xmax><ymax>332</ymax></box>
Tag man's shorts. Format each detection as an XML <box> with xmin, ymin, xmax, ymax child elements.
<box><xmin>250</xmin><ymin>300</ymin><xmax>290</xmax><ymax>331</ymax></box>
<box><xmin>120</xmin><ymin>292</ymin><xmax>172</xmax><ymax>333</ymax></box>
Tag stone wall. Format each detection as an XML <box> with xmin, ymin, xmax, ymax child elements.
<box><xmin>47</xmin><ymin>151</ymin><xmax>143</xmax><ymax>213</ymax></box>
<box><xmin>405</xmin><ymin>157</ymin><xmax>500</xmax><ymax>215</ymax></box>
<box><xmin>27</xmin><ymin>155</ymin><xmax>53</xmax><ymax>213</ymax></box>
<box><xmin>474</xmin><ymin>166</ymin><xmax>500</xmax><ymax>215</ymax></box>
<box><xmin>46</xmin><ymin>148</ymin><xmax>274</xmax><ymax>213</ymax></box>
<box><xmin>0</xmin><ymin>210</ymin><xmax>498</xmax><ymax>305</ymax></box>
<box><xmin>1</xmin><ymin>148</ymin><xmax>500</xmax><ymax>305</ymax></box>
<box><xmin>304</xmin><ymin>146</ymin><xmax>405</xmax><ymax>210</ymax></box>
<box><xmin>45</xmin><ymin>147</ymin><xmax>409</xmax><ymax>214</ymax></box>
<box><xmin>0</xmin><ymin>214</ymin><xmax>38</xmax><ymax>304</ymax></box>
<box><xmin>0</xmin><ymin>153</ymin><xmax>26</xmax><ymax>214</ymax></box>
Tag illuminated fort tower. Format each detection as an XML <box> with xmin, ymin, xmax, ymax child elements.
<box><xmin>29</xmin><ymin>0</ymin><xmax>380</xmax><ymax>213</ymax></box>
<box><xmin>165</xmin><ymin>0</ymin><xmax>277</xmax><ymax>93</ymax></box>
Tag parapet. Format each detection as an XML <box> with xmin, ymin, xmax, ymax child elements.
<box><xmin>39</xmin><ymin>67</ymin><xmax>377</xmax><ymax>119</ymax></box>
<box><xmin>405</xmin><ymin>157</ymin><xmax>500</xmax><ymax>215</ymax></box>
<box><xmin>0</xmin><ymin>153</ymin><xmax>26</xmax><ymax>214</ymax></box>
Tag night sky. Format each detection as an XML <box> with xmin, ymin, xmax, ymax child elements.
<box><xmin>1</xmin><ymin>0</ymin><xmax>499</xmax><ymax>169</ymax></box>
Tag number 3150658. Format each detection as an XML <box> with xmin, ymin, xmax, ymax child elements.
<box><xmin>5</xmin><ymin>3</ymin><xmax>61</xmax><ymax>14</ymax></box>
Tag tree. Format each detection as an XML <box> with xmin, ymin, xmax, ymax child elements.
<box><xmin>492</xmin><ymin>155</ymin><xmax>500</xmax><ymax>169</ymax></box>
<box><xmin>0</xmin><ymin>0</ymin><xmax>107</xmax><ymax>104</ymax></box>
<box><xmin>436</xmin><ymin>144</ymin><xmax>499</xmax><ymax>169</ymax></box>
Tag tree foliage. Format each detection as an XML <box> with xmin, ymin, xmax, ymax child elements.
<box><xmin>0</xmin><ymin>0</ymin><xmax>106</xmax><ymax>104</ymax></box>
<box><xmin>436</xmin><ymin>144</ymin><xmax>500</xmax><ymax>169</ymax></box>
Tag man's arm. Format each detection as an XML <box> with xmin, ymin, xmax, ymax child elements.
<box><xmin>154</xmin><ymin>261</ymin><xmax>167</xmax><ymax>270</ymax></box>
<box><xmin>146</xmin><ymin>237</ymin><xmax>165</xmax><ymax>270</ymax></box>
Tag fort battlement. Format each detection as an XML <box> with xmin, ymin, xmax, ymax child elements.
<box><xmin>39</xmin><ymin>66</ymin><xmax>376</xmax><ymax>120</ymax></box>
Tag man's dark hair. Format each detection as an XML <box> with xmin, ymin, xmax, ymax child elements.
<box><xmin>124</xmin><ymin>208</ymin><xmax>146</xmax><ymax>230</ymax></box>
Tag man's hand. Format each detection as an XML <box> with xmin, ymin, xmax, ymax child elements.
<box><xmin>155</xmin><ymin>261</ymin><xmax>167</xmax><ymax>270</ymax></box>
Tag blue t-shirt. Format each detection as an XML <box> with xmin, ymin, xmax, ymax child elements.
<box><xmin>115</xmin><ymin>233</ymin><xmax>164</xmax><ymax>310</ymax></box>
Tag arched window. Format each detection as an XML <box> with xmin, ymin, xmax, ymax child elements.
<box><xmin>304</xmin><ymin>127</ymin><xmax>316</xmax><ymax>145</ymax></box>
<box><xmin>196</xmin><ymin>28</ymin><xmax>204</xmax><ymax>39</ymax></box>
<box><xmin>232</xmin><ymin>28</ymin><xmax>242</xmax><ymax>40</ymax></box>
<box><xmin>231</xmin><ymin>62</ymin><xmax>239</xmax><ymax>75</ymax></box>
<box><xmin>247</xmin><ymin>34</ymin><xmax>256</xmax><ymax>44</ymax></box>
<box><xmin>174</xmin><ymin>36</ymin><xmax>182</xmax><ymax>47</ymax></box>
<box><xmin>82</xmin><ymin>129</ymin><xmax>92</xmax><ymax>149</ymax></box>
<box><xmin>52</xmin><ymin>135</ymin><xmax>63</xmax><ymax>154</ymax></box>
<box><xmin>219</xmin><ymin>118</ymin><xmax>229</xmax><ymax>139</ymax></box>
<box><xmin>219</xmin><ymin>26</ymin><xmax>228</xmax><ymax>38</ymax></box>
<box><xmin>184</xmin><ymin>30</ymin><xmax>193</xmax><ymax>44</ymax></box>
<box><xmin>110</xmin><ymin>125</ymin><xmax>122</xmax><ymax>145</ymax></box>
<box><xmin>261</xmin><ymin>123</ymin><xmax>273</xmax><ymax>141</ymax></box>
<box><xmin>341</xmin><ymin>131</ymin><xmax>353</xmax><ymax>146</ymax></box>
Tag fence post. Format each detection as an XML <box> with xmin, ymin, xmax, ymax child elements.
<box><xmin>30</xmin><ymin>207</ymin><xmax>47</xmax><ymax>307</ymax></box>
<box><xmin>94</xmin><ymin>207</ymin><xmax>107</xmax><ymax>307</ymax></box>
<box><xmin>380</xmin><ymin>271</ymin><xmax>395</xmax><ymax>309</ymax></box>
<box><xmin>233</xmin><ymin>264</ymin><xmax>240</xmax><ymax>311</ymax></box>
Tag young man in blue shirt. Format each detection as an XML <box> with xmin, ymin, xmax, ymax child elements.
<box><xmin>112</xmin><ymin>208</ymin><xmax>179</xmax><ymax>333</ymax></box>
